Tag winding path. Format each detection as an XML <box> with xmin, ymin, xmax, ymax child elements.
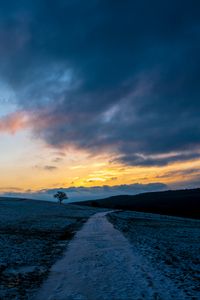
<box><xmin>35</xmin><ymin>211</ymin><xmax>187</xmax><ymax>300</ymax></box>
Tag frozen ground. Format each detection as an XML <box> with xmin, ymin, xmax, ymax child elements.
<box><xmin>0</xmin><ymin>198</ymin><xmax>98</xmax><ymax>300</ymax></box>
<box><xmin>108</xmin><ymin>210</ymin><xmax>200</xmax><ymax>299</ymax></box>
<box><xmin>1</xmin><ymin>199</ymin><xmax>199</xmax><ymax>300</ymax></box>
<box><xmin>34</xmin><ymin>210</ymin><xmax>200</xmax><ymax>300</ymax></box>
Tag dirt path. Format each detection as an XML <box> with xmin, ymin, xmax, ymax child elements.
<box><xmin>34</xmin><ymin>211</ymin><xmax>187</xmax><ymax>300</ymax></box>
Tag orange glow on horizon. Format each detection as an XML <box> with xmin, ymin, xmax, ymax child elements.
<box><xmin>1</xmin><ymin>151</ymin><xmax>200</xmax><ymax>193</ymax></box>
<box><xmin>0</xmin><ymin>128</ymin><xmax>200</xmax><ymax>194</ymax></box>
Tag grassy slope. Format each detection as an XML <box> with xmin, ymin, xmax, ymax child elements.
<box><xmin>74</xmin><ymin>188</ymin><xmax>200</xmax><ymax>219</ymax></box>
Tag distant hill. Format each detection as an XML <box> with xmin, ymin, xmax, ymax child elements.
<box><xmin>74</xmin><ymin>188</ymin><xmax>200</xmax><ymax>219</ymax></box>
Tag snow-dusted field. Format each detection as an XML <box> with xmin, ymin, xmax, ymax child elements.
<box><xmin>34</xmin><ymin>210</ymin><xmax>200</xmax><ymax>300</ymax></box>
<box><xmin>108</xmin><ymin>210</ymin><xmax>200</xmax><ymax>299</ymax></box>
<box><xmin>0</xmin><ymin>198</ymin><xmax>98</xmax><ymax>300</ymax></box>
<box><xmin>1</xmin><ymin>198</ymin><xmax>199</xmax><ymax>300</ymax></box>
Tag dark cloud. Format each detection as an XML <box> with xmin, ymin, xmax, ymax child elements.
<box><xmin>0</xmin><ymin>1</ymin><xmax>200</xmax><ymax>166</ymax></box>
<box><xmin>156</xmin><ymin>167</ymin><xmax>200</xmax><ymax>179</ymax></box>
<box><xmin>0</xmin><ymin>182</ymin><xmax>168</xmax><ymax>202</ymax></box>
<box><xmin>52</xmin><ymin>157</ymin><xmax>63</xmax><ymax>163</ymax></box>
<box><xmin>34</xmin><ymin>165</ymin><xmax>57</xmax><ymax>171</ymax></box>
<box><xmin>170</xmin><ymin>177</ymin><xmax>200</xmax><ymax>190</ymax></box>
<box><xmin>115</xmin><ymin>152</ymin><xmax>200</xmax><ymax>167</ymax></box>
<box><xmin>43</xmin><ymin>165</ymin><xmax>57</xmax><ymax>171</ymax></box>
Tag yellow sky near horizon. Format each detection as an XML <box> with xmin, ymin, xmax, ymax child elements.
<box><xmin>0</xmin><ymin>128</ymin><xmax>200</xmax><ymax>193</ymax></box>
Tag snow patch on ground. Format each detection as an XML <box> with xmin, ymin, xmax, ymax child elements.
<box><xmin>0</xmin><ymin>198</ymin><xmax>99</xmax><ymax>300</ymax></box>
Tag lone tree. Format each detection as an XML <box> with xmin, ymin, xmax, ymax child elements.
<box><xmin>54</xmin><ymin>191</ymin><xmax>68</xmax><ymax>204</ymax></box>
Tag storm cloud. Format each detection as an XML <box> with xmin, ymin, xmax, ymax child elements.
<box><xmin>0</xmin><ymin>1</ymin><xmax>200</xmax><ymax>166</ymax></box>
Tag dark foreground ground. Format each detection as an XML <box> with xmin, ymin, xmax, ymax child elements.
<box><xmin>108</xmin><ymin>210</ymin><xmax>200</xmax><ymax>299</ymax></box>
<box><xmin>34</xmin><ymin>210</ymin><xmax>200</xmax><ymax>300</ymax></box>
<box><xmin>75</xmin><ymin>188</ymin><xmax>200</xmax><ymax>219</ymax></box>
<box><xmin>1</xmin><ymin>197</ymin><xmax>199</xmax><ymax>300</ymax></box>
<box><xmin>0</xmin><ymin>198</ymin><xmax>99</xmax><ymax>300</ymax></box>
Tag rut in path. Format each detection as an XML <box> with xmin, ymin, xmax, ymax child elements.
<box><xmin>34</xmin><ymin>211</ymin><xmax>187</xmax><ymax>300</ymax></box>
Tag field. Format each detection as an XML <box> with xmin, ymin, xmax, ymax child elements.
<box><xmin>0</xmin><ymin>198</ymin><xmax>98</xmax><ymax>300</ymax></box>
<box><xmin>0</xmin><ymin>197</ymin><xmax>199</xmax><ymax>299</ymax></box>
<box><xmin>108</xmin><ymin>210</ymin><xmax>200</xmax><ymax>299</ymax></box>
<box><xmin>75</xmin><ymin>188</ymin><xmax>200</xmax><ymax>219</ymax></box>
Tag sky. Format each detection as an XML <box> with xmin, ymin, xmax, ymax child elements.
<box><xmin>0</xmin><ymin>0</ymin><xmax>200</xmax><ymax>201</ymax></box>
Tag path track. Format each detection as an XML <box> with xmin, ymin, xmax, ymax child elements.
<box><xmin>35</xmin><ymin>211</ymin><xmax>187</xmax><ymax>300</ymax></box>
